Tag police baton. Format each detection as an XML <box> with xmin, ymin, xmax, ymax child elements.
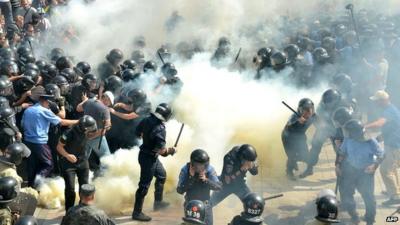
<box><xmin>263</xmin><ymin>193</ymin><xmax>284</xmax><ymax>201</ymax></box>
<box><xmin>282</xmin><ymin>101</ymin><xmax>300</xmax><ymax>117</ymax></box>
<box><xmin>174</xmin><ymin>123</ymin><xmax>184</xmax><ymax>147</ymax></box>
<box><xmin>345</xmin><ymin>4</ymin><xmax>362</xmax><ymax>51</ymax></box>
<box><xmin>234</xmin><ymin>48</ymin><xmax>242</xmax><ymax>63</ymax></box>
<box><xmin>98</xmin><ymin>112</ymin><xmax>106</xmax><ymax>150</ymax></box>
<box><xmin>157</xmin><ymin>51</ymin><xmax>165</xmax><ymax>65</ymax></box>
<box><xmin>390</xmin><ymin>207</ymin><xmax>400</xmax><ymax>217</ymax></box>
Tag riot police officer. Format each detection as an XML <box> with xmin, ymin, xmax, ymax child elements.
<box><xmin>177</xmin><ymin>149</ymin><xmax>221</xmax><ymax>225</ymax></box>
<box><xmin>131</xmin><ymin>103</ymin><xmax>177</xmax><ymax>222</ymax></box>
<box><xmin>229</xmin><ymin>193</ymin><xmax>266</xmax><ymax>225</ymax></box>
<box><xmin>0</xmin><ymin>106</ymin><xmax>21</xmax><ymax>151</ymax></box>
<box><xmin>0</xmin><ymin>176</ymin><xmax>19</xmax><ymax>225</ymax></box>
<box><xmin>305</xmin><ymin>195</ymin><xmax>340</xmax><ymax>225</ymax></box>
<box><xmin>210</xmin><ymin>144</ymin><xmax>258</xmax><ymax>207</ymax></box>
<box><xmin>281</xmin><ymin>98</ymin><xmax>316</xmax><ymax>180</ymax></box>
<box><xmin>98</xmin><ymin>49</ymin><xmax>124</xmax><ymax>80</ymax></box>
<box><xmin>14</xmin><ymin>216</ymin><xmax>38</xmax><ymax>225</ymax></box>
<box><xmin>57</xmin><ymin>115</ymin><xmax>97</xmax><ymax>212</ymax></box>
<box><xmin>181</xmin><ymin>200</ymin><xmax>207</xmax><ymax>225</ymax></box>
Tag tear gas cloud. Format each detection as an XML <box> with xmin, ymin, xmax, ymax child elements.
<box><xmin>35</xmin><ymin>0</ymin><xmax>399</xmax><ymax>214</ymax></box>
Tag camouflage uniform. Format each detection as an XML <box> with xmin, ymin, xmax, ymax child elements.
<box><xmin>0</xmin><ymin>207</ymin><xmax>12</xmax><ymax>225</ymax></box>
<box><xmin>61</xmin><ymin>203</ymin><xmax>116</xmax><ymax>225</ymax></box>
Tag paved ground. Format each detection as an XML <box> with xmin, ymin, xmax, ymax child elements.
<box><xmin>35</xmin><ymin>142</ymin><xmax>400</xmax><ymax>225</ymax></box>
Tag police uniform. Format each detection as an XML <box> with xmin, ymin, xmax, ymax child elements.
<box><xmin>133</xmin><ymin>114</ymin><xmax>167</xmax><ymax>214</ymax></box>
<box><xmin>177</xmin><ymin>163</ymin><xmax>221</xmax><ymax>225</ymax></box>
<box><xmin>281</xmin><ymin>113</ymin><xmax>315</xmax><ymax>176</ymax></box>
<box><xmin>229</xmin><ymin>215</ymin><xmax>266</xmax><ymax>225</ymax></box>
<box><xmin>210</xmin><ymin>146</ymin><xmax>258</xmax><ymax>207</ymax></box>
<box><xmin>59</xmin><ymin>125</ymin><xmax>90</xmax><ymax>211</ymax></box>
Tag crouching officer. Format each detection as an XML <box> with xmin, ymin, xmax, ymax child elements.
<box><xmin>336</xmin><ymin>120</ymin><xmax>384</xmax><ymax>225</ymax></box>
<box><xmin>0</xmin><ymin>177</ymin><xmax>19</xmax><ymax>225</ymax></box>
<box><xmin>281</xmin><ymin>98</ymin><xmax>316</xmax><ymax>180</ymax></box>
<box><xmin>210</xmin><ymin>144</ymin><xmax>258</xmax><ymax>207</ymax></box>
<box><xmin>132</xmin><ymin>103</ymin><xmax>177</xmax><ymax>222</ymax></box>
<box><xmin>229</xmin><ymin>193</ymin><xmax>267</xmax><ymax>225</ymax></box>
<box><xmin>182</xmin><ymin>200</ymin><xmax>207</xmax><ymax>225</ymax></box>
<box><xmin>177</xmin><ymin>149</ymin><xmax>222</xmax><ymax>225</ymax></box>
<box><xmin>57</xmin><ymin>115</ymin><xmax>98</xmax><ymax>212</ymax></box>
<box><xmin>305</xmin><ymin>195</ymin><xmax>340</xmax><ymax>225</ymax></box>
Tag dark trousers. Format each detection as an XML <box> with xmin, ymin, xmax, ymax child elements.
<box><xmin>340</xmin><ymin>162</ymin><xmax>376</xmax><ymax>223</ymax></box>
<box><xmin>60</xmin><ymin>159</ymin><xmax>89</xmax><ymax>212</ymax></box>
<box><xmin>282</xmin><ymin>133</ymin><xmax>308</xmax><ymax>174</ymax></box>
<box><xmin>133</xmin><ymin>151</ymin><xmax>166</xmax><ymax>213</ymax></box>
<box><xmin>307</xmin><ymin>126</ymin><xmax>336</xmax><ymax>168</ymax></box>
<box><xmin>210</xmin><ymin>181</ymin><xmax>250</xmax><ymax>207</ymax></box>
<box><xmin>0</xmin><ymin>2</ymin><xmax>14</xmax><ymax>29</ymax></box>
<box><xmin>25</xmin><ymin>141</ymin><xmax>53</xmax><ymax>187</ymax></box>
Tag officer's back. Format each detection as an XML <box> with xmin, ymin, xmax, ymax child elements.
<box><xmin>136</xmin><ymin>114</ymin><xmax>165</xmax><ymax>154</ymax></box>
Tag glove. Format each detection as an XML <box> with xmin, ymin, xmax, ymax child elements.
<box><xmin>167</xmin><ymin>147</ymin><xmax>177</xmax><ymax>156</ymax></box>
<box><xmin>57</xmin><ymin>97</ymin><xmax>65</xmax><ymax>107</ymax></box>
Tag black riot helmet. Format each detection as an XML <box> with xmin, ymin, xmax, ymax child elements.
<box><xmin>17</xmin><ymin>45</ymin><xmax>31</xmax><ymax>58</ymax></box>
<box><xmin>241</xmin><ymin>193</ymin><xmax>265</xmax><ymax>223</ymax></box>
<box><xmin>52</xmin><ymin>75</ymin><xmax>69</xmax><ymax>96</ymax></box>
<box><xmin>49</xmin><ymin>48</ymin><xmax>65</xmax><ymax>62</ymax></box>
<box><xmin>344</xmin><ymin>119</ymin><xmax>365</xmax><ymax>140</ymax></box>
<box><xmin>284</xmin><ymin>44</ymin><xmax>300</xmax><ymax>61</ymax></box>
<box><xmin>131</xmin><ymin>50</ymin><xmax>145</xmax><ymax>64</ymax></box>
<box><xmin>238</xmin><ymin>144</ymin><xmax>257</xmax><ymax>162</ymax></box>
<box><xmin>190</xmin><ymin>149</ymin><xmax>210</xmax><ymax>174</ymax></box>
<box><xmin>55</xmin><ymin>56</ymin><xmax>73</xmax><ymax>71</ymax></box>
<box><xmin>74</xmin><ymin>61</ymin><xmax>91</xmax><ymax>77</ymax></box>
<box><xmin>121</xmin><ymin>69</ymin><xmax>137</xmax><ymax>82</ymax></box>
<box><xmin>315</xmin><ymin>196</ymin><xmax>340</xmax><ymax>223</ymax></box>
<box><xmin>0</xmin><ymin>96</ymin><xmax>9</xmax><ymax>107</ymax></box>
<box><xmin>322</xmin><ymin>89</ymin><xmax>341</xmax><ymax>109</ymax></box>
<box><xmin>82</xmin><ymin>74</ymin><xmax>98</xmax><ymax>91</ymax></box>
<box><xmin>182</xmin><ymin>200</ymin><xmax>206</xmax><ymax>225</ymax></box>
<box><xmin>161</xmin><ymin>62</ymin><xmax>177</xmax><ymax>77</ymax></box>
<box><xmin>0</xmin><ymin>59</ymin><xmax>19</xmax><ymax>76</ymax></box>
<box><xmin>4</xmin><ymin>143</ymin><xmax>31</xmax><ymax>166</ymax></box>
<box><xmin>143</xmin><ymin>60</ymin><xmax>157</xmax><ymax>73</ymax></box>
<box><xmin>45</xmin><ymin>83</ymin><xmax>61</xmax><ymax>99</ymax></box>
<box><xmin>120</xmin><ymin>59</ymin><xmax>137</xmax><ymax>71</ymax></box>
<box><xmin>153</xmin><ymin>103</ymin><xmax>172</xmax><ymax>122</ymax></box>
<box><xmin>18</xmin><ymin>53</ymin><xmax>35</xmax><ymax>67</ymax></box>
<box><xmin>298</xmin><ymin>98</ymin><xmax>314</xmax><ymax>115</ymax></box>
<box><xmin>257</xmin><ymin>47</ymin><xmax>273</xmax><ymax>60</ymax></box>
<box><xmin>15</xmin><ymin>216</ymin><xmax>39</xmax><ymax>225</ymax></box>
<box><xmin>104</xmin><ymin>75</ymin><xmax>123</xmax><ymax>93</ymax></box>
<box><xmin>218</xmin><ymin>37</ymin><xmax>231</xmax><ymax>48</ymax></box>
<box><xmin>0</xmin><ymin>78</ymin><xmax>14</xmax><ymax>97</ymax></box>
<box><xmin>331</xmin><ymin>73</ymin><xmax>353</xmax><ymax>95</ymax></box>
<box><xmin>313</xmin><ymin>47</ymin><xmax>329</xmax><ymax>63</ymax></box>
<box><xmin>332</xmin><ymin>107</ymin><xmax>353</xmax><ymax>128</ymax></box>
<box><xmin>106</xmin><ymin>49</ymin><xmax>124</xmax><ymax>65</ymax></box>
<box><xmin>35</xmin><ymin>60</ymin><xmax>47</xmax><ymax>71</ymax></box>
<box><xmin>157</xmin><ymin>46</ymin><xmax>171</xmax><ymax>61</ymax></box>
<box><xmin>78</xmin><ymin>115</ymin><xmax>97</xmax><ymax>133</ymax></box>
<box><xmin>127</xmin><ymin>88</ymin><xmax>147</xmax><ymax>106</ymax></box>
<box><xmin>0</xmin><ymin>106</ymin><xmax>15</xmax><ymax>120</ymax></box>
<box><xmin>0</xmin><ymin>48</ymin><xmax>14</xmax><ymax>60</ymax></box>
<box><xmin>60</xmin><ymin>68</ymin><xmax>77</xmax><ymax>83</ymax></box>
<box><xmin>24</xmin><ymin>63</ymin><xmax>39</xmax><ymax>74</ymax></box>
<box><xmin>0</xmin><ymin>176</ymin><xmax>18</xmax><ymax>203</ymax></box>
<box><xmin>322</xmin><ymin>37</ymin><xmax>336</xmax><ymax>51</ymax></box>
<box><xmin>190</xmin><ymin>149</ymin><xmax>210</xmax><ymax>164</ymax></box>
<box><xmin>270</xmin><ymin>51</ymin><xmax>288</xmax><ymax>69</ymax></box>
<box><xmin>41</xmin><ymin>63</ymin><xmax>58</xmax><ymax>80</ymax></box>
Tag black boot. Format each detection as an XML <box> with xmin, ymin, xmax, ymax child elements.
<box><xmin>132</xmin><ymin>191</ymin><xmax>152</xmax><ymax>221</ymax></box>
<box><xmin>299</xmin><ymin>166</ymin><xmax>313</xmax><ymax>178</ymax></box>
<box><xmin>154</xmin><ymin>182</ymin><xmax>170</xmax><ymax>211</ymax></box>
<box><xmin>286</xmin><ymin>170</ymin><xmax>297</xmax><ymax>181</ymax></box>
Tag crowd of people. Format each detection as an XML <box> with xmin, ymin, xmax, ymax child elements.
<box><xmin>0</xmin><ymin>0</ymin><xmax>398</xmax><ymax>225</ymax></box>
